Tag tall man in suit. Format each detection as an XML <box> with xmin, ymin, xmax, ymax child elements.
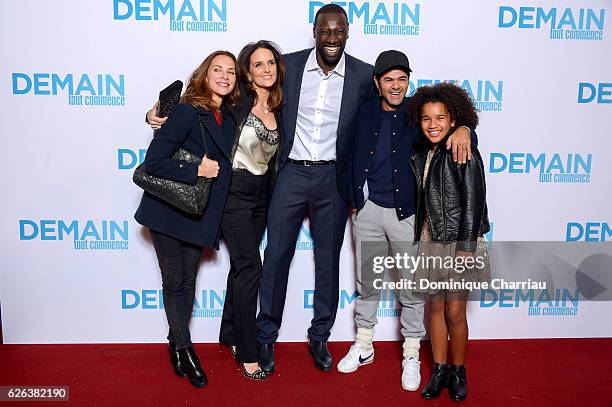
<box><xmin>256</xmin><ymin>4</ymin><xmax>374</xmax><ymax>373</ymax></box>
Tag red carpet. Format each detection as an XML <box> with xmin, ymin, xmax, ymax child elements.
<box><xmin>1</xmin><ymin>339</ymin><xmax>611</xmax><ymax>406</ymax></box>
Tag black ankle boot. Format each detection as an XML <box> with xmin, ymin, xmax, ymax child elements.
<box><xmin>448</xmin><ymin>365</ymin><xmax>467</xmax><ymax>401</ymax></box>
<box><xmin>421</xmin><ymin>363</ymin><xmax>450</xmax><ymax>399</ymax></box>
<box><xmin>178</xmin><ymin>347</ymin><xmax>208</xmax><ymax>388</ymax></box>
<box><xmin>168</xmin><ymin>342</ymin><xmax>187</xmax><ymax>378</ymax></box>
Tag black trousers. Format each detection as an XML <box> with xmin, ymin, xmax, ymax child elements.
<box><xmin>219</xmin><ymin>170</ymin><xmax>269</xmax><ymax>363</ymax></box>
<box><xmin>149</xmin><ymin>229</ymin><xmax>202</xmax><ymax>349</ymax></box>
<box><xmin>256</xmin><ymin>163</ymin><xmax>347</xmax><ymax>343</ymax></box>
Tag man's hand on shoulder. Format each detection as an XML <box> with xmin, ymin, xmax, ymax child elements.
<box><xmin>446</xmin><ymin>126</ymin><xmax>472</xmax><ymax>164</ymax></box>
<box><xmin>146</xmin><ymin>101</ymin><xmax>168</xmax><ymax>130</ymax></box>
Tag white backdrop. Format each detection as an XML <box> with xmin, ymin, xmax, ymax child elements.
<box><xmin>1</xmin><ymin>0</ymin><xmax>611</xmax><ymax>344</ymax></box>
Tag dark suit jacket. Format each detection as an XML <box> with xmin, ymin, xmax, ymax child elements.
<box><xmin>134</xmin><ymin>103</ymin><xmax>236</xmax><ymax>249</ymax></box>
<box><xmin>279</xmin><ymin>48</ymin><xmax>374</xmax><ymax>202</ymax></box>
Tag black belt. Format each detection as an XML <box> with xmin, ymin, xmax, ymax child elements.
<box><xmin>287</xmin><ymin>158</ymin><xmax>336</xmax><ymax>166</ymax></box>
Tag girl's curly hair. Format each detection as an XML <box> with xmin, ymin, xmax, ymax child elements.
<box><xmin>406</xmin><ymin>82</ymin><xmax>479</xmax><ymax>131</ymax></box>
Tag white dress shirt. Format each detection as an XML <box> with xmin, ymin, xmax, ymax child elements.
<box><xmin>288</xmin><ymin>49</ymin><xmax>346</xmax><ymax>161</ymax></box>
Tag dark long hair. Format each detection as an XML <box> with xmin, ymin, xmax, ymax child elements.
<box><xmin>237</xmin><ymin>40</ymin><xmax>284</xmax><ymax>112</ymax></box>
<box><xmin>181</xmin><ymin>50</ymin><xmax>240</xmax><ymax>110</ymax></box>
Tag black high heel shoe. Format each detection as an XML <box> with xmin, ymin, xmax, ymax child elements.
<box><xmin>218</xmin><ymin>342</ymin><xmax>237</xmax><ymax>359</ymax></box>
<box><xmin>421</xmin><ymin>363</ymin><xmax>450</xmax><ymax>399</ymax></box>
<box><xmin>243</xmin><ymin>365</ymin><xmax>267</xmax><ymax>381</ymax></box>
<box><xmin>178</xmin><ymin>346</ymin><xmax>208</xmax><ymax>388</ymax></box>
<box><xmin>168</xmin><ymin>342</ymin><xmax>187</xmax><ymax>378</ymax></box>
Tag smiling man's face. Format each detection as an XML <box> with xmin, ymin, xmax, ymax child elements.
<box><xmin>375</xmin><ymin>69</ymin><xmax>409</xmax><ymax>111</ymax></box>
<box><xmin>313</xmin><ymin>12</ymin><xmax>349</xmax><ymax>72</ymax></box>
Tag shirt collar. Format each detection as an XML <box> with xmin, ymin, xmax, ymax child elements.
<box><xmin>306</xmin><ymin>48</ymin><xmax>346</xmax><ymax>77</ymax></box>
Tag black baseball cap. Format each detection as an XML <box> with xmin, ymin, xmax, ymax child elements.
<box><xmin>374</xmin><ymin>50</ymin><xmax>412</xmax><ymax>77</ymax></box>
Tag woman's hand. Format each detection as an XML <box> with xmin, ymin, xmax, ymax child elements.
<box><xmin>147</xmin><ymin>101</ymin><xmax>168</xmax><ymax>130</ymax></box>
<box><xmin>197</xmin><ymin>155</ymin><xmax>219</xmax><ymax>178</ymax></box>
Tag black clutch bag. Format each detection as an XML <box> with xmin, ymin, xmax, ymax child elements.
<box><xmin>157</xmin><ymin>80</ymin><xmax>183</xmax><ymax>117</ymax></box>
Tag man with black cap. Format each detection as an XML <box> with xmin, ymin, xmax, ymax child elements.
<box><xmin>337</xmin><ymin>50</ymin><xmax>475</xmax><ymax>391</ymax></box>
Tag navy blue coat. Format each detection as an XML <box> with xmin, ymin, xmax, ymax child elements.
<box><xmin>279</xmin><ymin>48</ymin><xmax>374</xmax><ymax>202</ymax></box>
<box><xmin>347</xmin><ymin>95</ymin><xmax>478</xmax><ymax>220</ymax></box>
<box><xmin>134</xmin><ymin>103</ymin><xmax>236</xmax><ymax>249</ymax></box>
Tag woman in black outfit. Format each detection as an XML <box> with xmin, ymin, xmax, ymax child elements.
<box><xmin>146</xmin><ymin>41</ymin><xmax>284</xmax><ymax>381</ymax></box>
<box><xmin>136</xmin><ymin>50</ymin><xmax>240</xmax><ymax>388</ymax></box>
<box><xmin>407</xmin><ymin>83</ymin><xmax>490</xmax><ymax>402</ymax></box>
<box><xmin>217</xmin><ymin>40</ymin><xmax>284</xmax><ymax>381</ymax></box>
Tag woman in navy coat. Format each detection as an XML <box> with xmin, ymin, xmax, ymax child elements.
<box><xmin>135</xmin><ymin>50</ymin><xmax>239</xmax><ymax>388</ymax></box>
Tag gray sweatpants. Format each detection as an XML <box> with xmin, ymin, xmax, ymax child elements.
<box><xmin>352</xmin><ymin>200</ymin><xmax>425</xmax><ymax>338</ymax></box>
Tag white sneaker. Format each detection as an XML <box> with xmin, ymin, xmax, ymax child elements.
<box><xmin>336</xmin><ymin>343</ymin><xmax>375</xmax><ymax>373</ymax></box>
<box><xmin>401</xmin><ymin>357</ymin><xmax>421</xmax><ymax>391</ymax></box>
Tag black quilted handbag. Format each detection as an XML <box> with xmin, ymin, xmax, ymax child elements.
<box><xmin>133</xmin><ymin>119</ymin><xmax>212</xmax><ymax>216</ymax></box>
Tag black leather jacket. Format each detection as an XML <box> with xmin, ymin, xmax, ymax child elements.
<box><xmin>409</xmin><ymin>145</ymin><xmax>490</xmax><ymax>252</ymax></box>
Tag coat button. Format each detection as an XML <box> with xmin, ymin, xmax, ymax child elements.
<box><xmin>394</xmin><ymin>169</ymin><xmax>398</xmax><ymax>173</ymax></box>
<box><xmin>392</xmin><ymin>150</ymin><xmax>396</xmax><ymax>154</ymax></box>
<box><xmin>395</xmin><ymin>188</ymin><xmax>399</xmax><ymax>192</ymax></box>
<box><xmin>370</xmin><ymin>150</ymin><xmax>374</xmax><ymax>155</ymax></box>
<box><xmin>392</xmin><ymin>132</ymin><xmax>396</xmax><ymax>135</ymax></box>
<box><xmin>179</xmin><ymin>163</ymin><xmax>184</xmax><ymax>168</ymax></box>
<box><xmin>358</xmin><ymin>186</ymin><xmax>362</xmax><ymax>189</ymax></box>
<box><xmin>374</xmin><ymin>132</ymin><xmax>378</xmax><ymax>136</ymax></box>
<box><xmin>364</xmin><ymin>168</ymin><xmax>368</xmax><ymax>173</ymax></box>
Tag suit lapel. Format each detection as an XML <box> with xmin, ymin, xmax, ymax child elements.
<box><xmin>282</xmin><ymin>49</ymin><xmax>311</xmax><ymax>148</ymax></box>
<box><xmin>337</xmin><ymin>55</ymin><xmax>359</xmax><ymax>147</ymax></box>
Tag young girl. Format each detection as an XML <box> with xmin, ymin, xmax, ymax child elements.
<box><xmin>407</xmin><ymin>83</ymin><xmax>490</xmax><ymax>402</ymax></box>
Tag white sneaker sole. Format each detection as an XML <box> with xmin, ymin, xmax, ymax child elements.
<box><xmin>337</xmin><ymin>358</ymin><xmax>374</xmax><ymax>374</ymax></box>
<box><xmin>401</xmin><ymin>379</ymin><xmax>420</xmax><ymax>391</ymax></box>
